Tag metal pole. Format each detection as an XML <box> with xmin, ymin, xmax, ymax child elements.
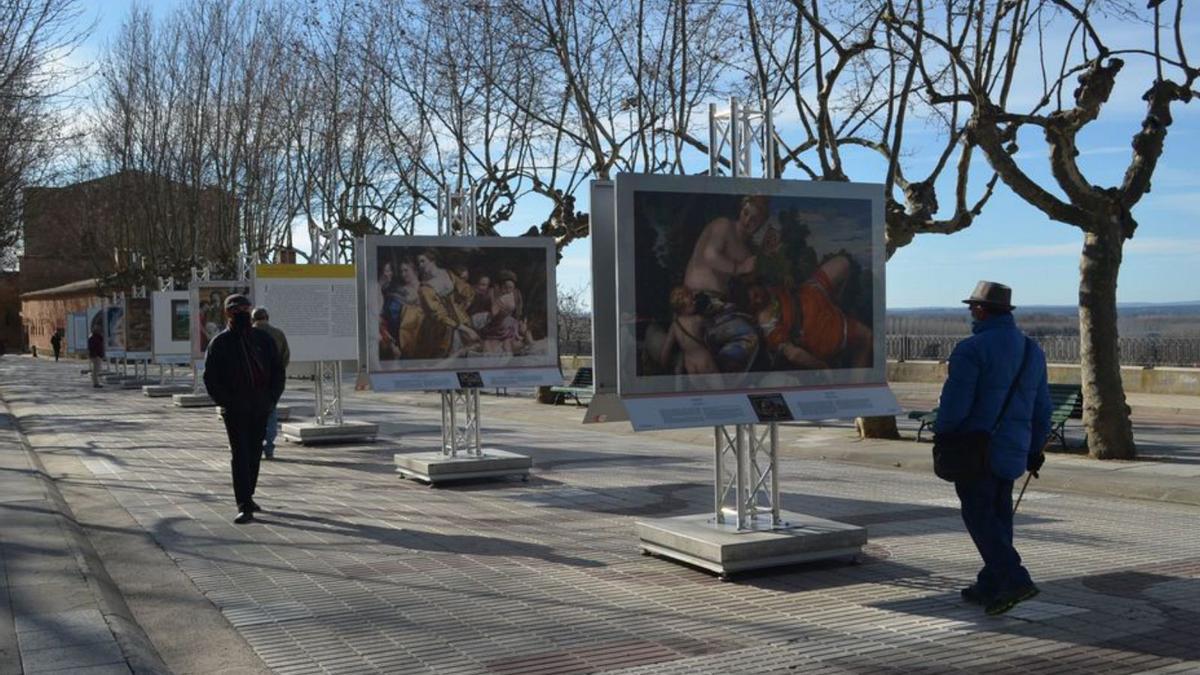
<box><xmin>735</xmin><ymin>424</ymin><xmax>748</xmax><ymax>529</ymax></box>
<box><xmin>713</xmin><ymin>428</ymin><xmax>724</xmax><ymax>524</ymax></box>
<box><xmin>770</xmin><ymin>422</ymin><xmax>780</xmax><ymax>526</ymax></box>
<box><xmin>729</xmin><ymin>97</ymin><xmax>741</xmax><ymax>178</ymax></box>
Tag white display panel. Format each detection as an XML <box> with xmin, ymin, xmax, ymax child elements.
<box><xmin>252</xmin><ymin>264</ymin><xmax>358</xmax><ymax>363</ymax></box>
<box><xmin>152</xmin><ymin>290</ymin><xmax>191</xmax><ymax>365</ymax></box>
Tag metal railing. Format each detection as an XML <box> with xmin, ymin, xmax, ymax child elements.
<box><xmin>887</xmin><ymin>335</ymin><xmax>1200</xmax><ymax>368</ymax></box>
<box><xmin>560</xmin><ymin>334</ymin><xmax>1200</xmax><ymax>368</ymax></box>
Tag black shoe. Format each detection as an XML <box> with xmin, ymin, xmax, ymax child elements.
<box><xmin>960</xmin><ymin>585</ymin><xmax>989</xmax><ymax>605</ymax></box>
<box><xmin>93</xmin><ymin>384</ymin><xmax>103</xmax><ymax>388</ymax></box>
<box><xmin>985</xmin><ymin>584</ymin><xmax>1039</xmax><ymax>616</ymax></box>
<box><xmin>247</xmin><ymin>500</ymin><xmax>261</xmax><ymax>513</ymax></box>
<box><xmin>234</xmin><ymin>510</ymin><xmax>254</xmax><ymax>524</ymax></box>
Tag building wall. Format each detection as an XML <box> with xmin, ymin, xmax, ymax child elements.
<box><xmin>19</xmin><ymin>171</ymin><xmax>238</xmax><ymax>296</ymax></box>
<box><xmin>0</xmin><ymin>272</ymin><xmax>21</xmax><ymax>353</ymax></box>
<box><xmin>20</xmin><ymin>291</ymin><xmax>99</xmax><ymax>356</ymax></box>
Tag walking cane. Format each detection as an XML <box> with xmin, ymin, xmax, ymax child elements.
<box><xmin>1013</xmin><ymin>472</ymin><xmax>1034</xmax><ymax>515</ymax></box>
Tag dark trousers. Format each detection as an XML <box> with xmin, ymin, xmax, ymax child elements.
<box><xmin>955</xmin><ymin>473</ymin><xmax>1033</xmax><ymax>597</ymax></box>
<box><xmin>223</xmin><ymin>410</ymin><xmax>268</xmax><ymax>508</ymax></box>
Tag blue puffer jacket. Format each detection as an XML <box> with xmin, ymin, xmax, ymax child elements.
<box><xmin>933</xmin><ymin>313</ymin><xmax>1052</xmax><ymax>480</ymax></box>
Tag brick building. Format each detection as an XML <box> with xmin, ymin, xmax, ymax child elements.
<box><xmin>0</xmin><ymin>271</ymin><xmax>20</xmax><ymax>354</ymax></box>
<box><xmin>14</xmin><ymin>170</ymin><xmax>237</xmax><ymax>352</ymax></box>
<box><xmin>19</xmin><ymin>279</ymin><xmax>101</xmax><ymax>356</ymax></box>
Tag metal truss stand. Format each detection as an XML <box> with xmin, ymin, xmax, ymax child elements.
<box><xmin>394</xmin><ymin>188</ymin><xmax>531</xmax><ymax>485</ymax></box>
<box><xmin>636</xmin><ymin>98</ymin><xmax>865</xmax><ymax>578</ymax></box>
<box><xmin>282</xmin><ymin>229</ymin><xmax>376</xmax><ymax>445</ymax></box>
<box><xmin>174</xmin><ymin>267</ymin><xmax>215</xmax><ymax>407</ymax></box>
<box><xmin>395</xmin><ymin>387</ymin><xmax>530</xmax><ymax>486</ymax></box>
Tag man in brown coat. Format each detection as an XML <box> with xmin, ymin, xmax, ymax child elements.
<box><xmin>252</xmin><ymin>307</ymin><xmax>290</xmax><ymax>459</ymax></box>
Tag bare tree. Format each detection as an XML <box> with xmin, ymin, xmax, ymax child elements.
<box><xmin>0</xmin><ymin>0</ymin><xmax>89</xmax><ymax>267</ymax></box>
<box><xmin>885</xmin><ymin>0</ymin><xmax>1196</xmax><ymax>459</ymax></box>
<box><xmin>557</xmin><ymin>282</ymin><xmax>592</xmax><ymax>355</ymax></box>
<box><xmin>92</xmin><ymin>0</ymin><xmax>299</xmax><ymax>281</ymax></box>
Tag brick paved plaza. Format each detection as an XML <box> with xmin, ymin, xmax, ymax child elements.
<box><xmin>3</xmin><ymin>356</ymin><xmax>1200</xmax><ymax>674</ymax></box>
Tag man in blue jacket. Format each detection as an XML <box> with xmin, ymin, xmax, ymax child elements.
<box><xmin>934</xmin><ymin>281</ymin><xmax>1052</xmax><ymax>615</ymax></box>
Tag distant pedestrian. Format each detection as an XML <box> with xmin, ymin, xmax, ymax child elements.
<box><xmin>203</xmin><ymin>294</ymin><xmax>285</xmax><ymax>524</ymax></box>
<box><xmin>87</xmin><ymin>325</ymin><xmax>105</xmax><ymax>388</ymax></box>
<box><xmin>50</xmin><ymin>329</ymin><xmax>63</xmax><ymax>361</ymax></box>
<box><xmin>934</xmin><ymin>281</ymin><xmax>1052</xmax><ymax>615</ymax></box>
<box><xmin>252</xmin><ymin>307</ymin><xmax>290</xmax><ymax>459</ymax></box>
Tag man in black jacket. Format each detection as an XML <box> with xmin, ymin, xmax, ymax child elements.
<box><xmin>204</xmin><ymin>294</ymin><xmax>285</xmax><ymax>523</ymax></box>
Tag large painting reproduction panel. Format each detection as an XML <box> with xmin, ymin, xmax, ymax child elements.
<box><xmin>364</xmin><ymin>236</ymin><xmax>558</xmax><ymax>374</ymax></box>
<box><xmin>616</xmin><ymin>174</ymin><xmax>885</xmax><ymax>397</ymax></box>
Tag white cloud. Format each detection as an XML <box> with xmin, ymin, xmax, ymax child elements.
<box><xmin>974</xmin><ymin>237</ymin><xmax>1200</xmax><ymax>260</ymax></box>
<box><xmin>973</xmin><ymin>243</ymin><xmax>1080</xmax><ymax>260</ymax></box>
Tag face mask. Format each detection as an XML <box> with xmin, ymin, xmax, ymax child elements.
<box><xmin>231</xmin><ymin>312</ymin><xmax>252</xmax><ymax>330</ymax></box>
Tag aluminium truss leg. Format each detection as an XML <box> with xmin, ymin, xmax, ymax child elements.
<box><xmin>315</xmin><ymin>360</ymin><xmax>344</xmax><ymax>426</ymax></box>
<box><xmin>440</xmin><ymin>389</ymin><xmax>482</xmax><ymax>458</ymax></box>
<box><xmin>713</xmin><ymin>423</ymin><xmax>782</xmax><ymax>531</ymax></box>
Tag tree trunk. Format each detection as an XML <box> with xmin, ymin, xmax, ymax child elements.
<box><xmin>1078</xmin><ymin>223</ymin><xmax>1135</xmax><ymax>459</ymax></box>
<box><xmin>856</xmin><ymin>415</ymin><xmax>900</xmax><ymax>439</ymax></box>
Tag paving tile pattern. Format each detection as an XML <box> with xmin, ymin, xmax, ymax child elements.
<box><xmin>4</xmin><ymin>358</ymin><xmax>1200</xmax><ymax>674</ymax></box>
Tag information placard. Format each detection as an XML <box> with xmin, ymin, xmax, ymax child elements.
<box><xmin>252</xmin><ymin>264</ymin><xmax>358</xmax><ymax>363</ymax></box>
<box><xmin>622</xmin><ymin>385</ymin><xmax>901</xmax><ymax>431</ymax></box>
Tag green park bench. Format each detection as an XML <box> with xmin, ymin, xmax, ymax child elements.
<box><xmin>907</xmin><ymin>383</ymin><xmax>1083</xmax><ymax>449</ymax></box>
<box><xmin>550</xmin><ymin>366</ymin><xmax>593</xmax><ymax>406</ymax></box>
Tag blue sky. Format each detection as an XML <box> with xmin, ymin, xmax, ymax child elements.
<box><xmin>77</xmin><ymin>1</ymin><xmax>1199</xmax><ymax>309</ymax></box>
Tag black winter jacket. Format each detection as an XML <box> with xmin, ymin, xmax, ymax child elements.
<box><xmin>203</xmin><ymin>325</ymin><xmax>285</xmax><ymax>416</ymax></box>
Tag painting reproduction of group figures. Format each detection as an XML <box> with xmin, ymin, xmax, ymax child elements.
<box><xmin>368</xmin><ymin>239</ymin><xmax>555</xmax><ymax>372</ymax></box>
<box><xmin>627</xmin><ymin>178</ymin><xmax>882</xmax><ymax>395</ymax></box>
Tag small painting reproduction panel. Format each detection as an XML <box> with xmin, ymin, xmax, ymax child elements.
<box><xmin>104</xmin><ymin>302</ymin><xmax>126</xmax><ymax>357</ymax></box>
<box><xmin>615</xmin><ymin>173</ymin><xmax>886</xmax><ymax>398</ymax></box>
<box><xmin>190</xmin><ymin>282</ymin><xmax>251</xmax><ymax>362</ymax></box>
<box><xmin>125</xmin><ymin>297</ymin><xmax>153</xmax><ymax>358</ymax></box>
<box><xmin>362</xmin><ymin>235</ymin><xmax>559</xmax><ymax>387</ymax></box>
<box><xmin>86</xmin><ymin>306</ymin><xmax>104</xmax><ymax>349</ymax></box>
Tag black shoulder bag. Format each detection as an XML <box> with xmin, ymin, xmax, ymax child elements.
<box><xmin>932</xmin><ymin>338</ymin><xmax>1031</xmax><ymax>482</ymax></box>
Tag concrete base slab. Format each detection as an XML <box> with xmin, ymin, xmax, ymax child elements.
<box><xmin>102</xmin><ymin>374</ymin><xmax>131</xmax><ymax>384</ymax></box>
<box><xmin>394</xmin><ymin>449</ymin><xmax>532</xmax><ymax>485</ymax></box>
<box><xmin>636</xmin><ymin>511</ymin><xmax>866</xmax><ymax>578</ymax></box>
<box><xmin>172</xmin><ymin>393</ymin><xmax>214</xmax><ymax>408</ymax></box>
<box><xmin>281</xmin><ymin>420</ymin><xmax>377</xmax><ymax>445</ymax></box>
<box><xmin>142</xmin><ymin>384</ymin><xmax>192</xmax><ymax>397</ymax></box>
<box><xmin>120</xmin><ymin>379</ymin><xmax>152</xmax><ymax>390</ymax></box>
